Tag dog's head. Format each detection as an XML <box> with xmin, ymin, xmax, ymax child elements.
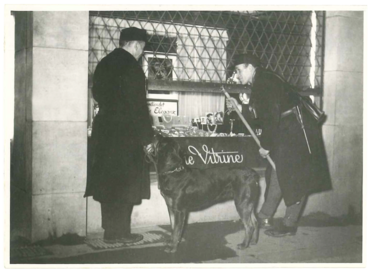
<box><xmin>152</xmin><ymin>133</ymin><xmax>185</xmax><ymax>173</ymax></box>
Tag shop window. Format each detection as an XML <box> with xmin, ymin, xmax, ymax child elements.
<box><xmin>88</xmin><ymin>11</ymin><xmax>325</xmax><ymax>126</ymax></box>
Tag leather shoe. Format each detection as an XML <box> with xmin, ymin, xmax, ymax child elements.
<box><xmin>103</xmin><ymin>231</ymin><xmax>120</xmax><ymax>244</ymax></box>
<box><xmin>264</xmin><ymin>225</ymin><xmax>297</xmax><ymax>237</ymax></box>
<box><xmin>103</xmin><ymin>238</ymin><xmax>119</xmax><ymax>244</ymax></box>
<box><xmin>116</xmin><ymin>233</ymin><xmax>144</xmax><ymax>244</ymax></box>
<box><xmin>258</xmin><ymin>217</ymin><xmax>273</xmax><ymax>229</ymax></box>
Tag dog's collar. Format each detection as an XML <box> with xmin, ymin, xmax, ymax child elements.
<box><xmin>159</xmin><ymin>165</ymin><xmax>185</xmax><ymax>176</ymax></box>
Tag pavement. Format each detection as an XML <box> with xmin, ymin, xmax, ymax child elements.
<box><xmin>7</xmin><ymin>214</ymin><xmax>363</xmax><ymax>267</ymax></box>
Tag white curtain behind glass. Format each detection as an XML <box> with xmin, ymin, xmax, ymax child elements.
<box><xmin>176</xmin><ymin>26</ymin><xmax>227</xmax><ymax>118</ymax></box>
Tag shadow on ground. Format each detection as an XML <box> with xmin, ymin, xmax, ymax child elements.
<box><xmin>298</xmin><ymin>211</ymin><xmax>362</xmax><ymax>227</ymax></box>
<box><xmin>10</xmin><ymin>211</ymin><xmax>362</xmax><ymax>264</ymax></box>
<box><xmin>11</xmin><ymin>221</ymin><xmax>243</xmax><ymax>264</ymax></box>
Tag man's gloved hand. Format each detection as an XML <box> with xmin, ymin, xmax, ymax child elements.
<box><xmin>144</xmin><ymin>143</ymin><xmax>154</xmax><ymax>154</ymax></box>
<box><xmin>259</xmin><ymin>147</ymin><xmax>270</xmax><ymax>158</ymax></box>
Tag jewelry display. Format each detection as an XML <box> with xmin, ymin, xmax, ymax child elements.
<box><xmin>206</xmin><ymin>123</ymin><xmax>218</xmax><ymax>133</ymax></box>
<box><xmin>162</xmin><ymin>114</ymin><xmax>173</xmax><ymax>123</ymax></box>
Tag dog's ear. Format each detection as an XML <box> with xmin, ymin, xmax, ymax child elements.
<box><xmin>153</xmin><ymin>132</ymin><xmax>164</xmax><ymax>144</ymax></box>
<box><xmin>154</xmin><ymin>132</ymin><xmax>163</xmax><ymax>139</ymax></box>
<box><xmin>156</xmin><ymin>134</ymin><xmax>170</xmax><ymax>151</ymax></box>
<box><xmin>178</xmin><ymin>147</ymin><xmax>187</xmax><ymax>160</ymax></box>
<box><xmin>173</xmin><ymin>141</ymin><xmax>185</xmax><ymax>158</ymax></box>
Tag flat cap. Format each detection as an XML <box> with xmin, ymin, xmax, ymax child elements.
<box><xmin>120</xmin><ymin>27</ymin><xmax>147</xmax><ymax>42</ymax></box>
<box><xmin>232</xmin><ymin>53</ymin><xmax>261</xmax><ymax>67</ymax></box>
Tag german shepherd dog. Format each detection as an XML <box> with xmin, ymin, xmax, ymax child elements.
<box><xmin>151</xmin><ymin>134</ymin><xmax>260</xmax><ymax>253</ymax></box>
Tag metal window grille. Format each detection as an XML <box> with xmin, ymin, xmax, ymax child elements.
<box><xmin>89</xmin><ymin>10</ymin><xmax>324</xmax><ymax>88</ymax></box>
<box><xmin>88</xmin><ymin>11</ymin><xmax>325</xmax><ymax>124</ymax></box>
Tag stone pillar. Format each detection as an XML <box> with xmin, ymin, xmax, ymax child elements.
<box><xmin>304</xmin><ymin>11</ymin><xmax>363</xmax><ymax>217</ymax></box>
<box><xmin>11</xmin><ymin>11</ymin><xmax>33</xmax><ymax>241</ymax></box>
<box><xmin>12</xmin><ymin>11</ymin><xmax>89</xmax><ymax>242</ymax></box>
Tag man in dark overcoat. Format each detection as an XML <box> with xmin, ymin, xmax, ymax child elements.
<box><xmin>84</xmin><ymin>27</ymin><xmax>154</xmax><ymax>244</ymax></box>
<box><xmin>230</xmin><ymin>53</ymin><xmax>331</xmax><ymax>237</ymax></box>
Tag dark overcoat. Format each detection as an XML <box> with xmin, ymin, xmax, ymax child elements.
<box><xmin>84</xmin><ymin>48</ymin><xmax>154</xmax><ymax>204</ymax></box>
<box><xmin>250</xmin><ymin>68</ymin><xmax>331</xmax><ymax>206</ymax></box>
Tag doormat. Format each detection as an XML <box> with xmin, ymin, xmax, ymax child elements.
<box><xmin>85</xmin><ymin>231</ymin><xmax>171</xmax><ymax>250</ymax></box>
<box><xmin>10</xmin><ymin>245</ymin><xmax>53</xmax><ymax>259</ymax></box>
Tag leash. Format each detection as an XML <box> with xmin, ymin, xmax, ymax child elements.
<box><xmin>159</xmin><ymin>165</ymin><xmax>185</xmax><ymax>176</ymax></box>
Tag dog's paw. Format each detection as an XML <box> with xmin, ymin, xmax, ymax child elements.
<box><xmin>250</xmin><ymin>240</ymin><xmax>258</xmax><ymax>245</ymax></box>
<box><xmin>164</xmin><ymin>239</ymin><xmax>173</xmax><ymax>246</ymax></box>
<box><xmin>164</xmin><ymin>246</ymin><xmax>178</xmax><ymax>253</ymax></box>
<box><xmin>164</xmin><ymin>238</ymin><xmax>184</xmax><ymax>246</ymax></box>
<box><xmin>237</xmin><ymin>243</ymin><xmax>249</xmax><ymax>250</ymax></box>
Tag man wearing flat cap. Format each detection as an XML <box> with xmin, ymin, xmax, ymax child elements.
<box><xmin>230</xmin><ymin>53</ymin><xmax>331</xmax><ymax>237</ymax></box>
<box><xmin>84</xmin><ymin>27</ymin><xmax>154</xmax><ymax>244</ymax></box>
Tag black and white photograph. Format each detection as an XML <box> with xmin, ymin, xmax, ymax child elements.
<box><xmin>214</xmin><ymin>111</ymin><xmax>224</xmax><ymax>125</ymax></box>
<box><xmin>142</xmin><ymin>53</ymin><xmax>177</xmax><ymax>81</ymax></box>
<box><xmin>147</xmin><ymin>56</ymin><xmax>174</xmax><ymax>81</ymax></box>
<box><xmin>206</xmin><ymin>112</ymin><xmax>215</xmax><ymax>125</ymax></box>
<box><xmin>2</xmin><ymin>2</ymin><xmax>367</xmax><ymax>269</ymax></box>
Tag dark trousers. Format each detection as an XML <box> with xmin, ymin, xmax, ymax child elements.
<box><xmin>101</xmin><ymin>201</ymin><xmax>134</xmax><ymax>239</ymax></box>
<box><xmin>258</xmin><ymin>168</ymin><xmax>306</xmax><ymax>227</ymax></box>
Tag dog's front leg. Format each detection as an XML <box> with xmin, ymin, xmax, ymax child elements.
<box><xmin>162</xmin><ymin>195</ymin><xmax>175</xmax><ymax>231</ymax></box>
<box><xmin>161</xmin><ymin>193</ymin><xmax>176</xmax><ymax>247</ymax></box>
<box><xmin>168</xmin><ymin>207</ymin><xmax>175</xmax><ymax>231</ymax></box>
<box><xmin>165</xmin><ymin>210</ymin><xmax>186</xmax><ymax>253</ymax></box>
